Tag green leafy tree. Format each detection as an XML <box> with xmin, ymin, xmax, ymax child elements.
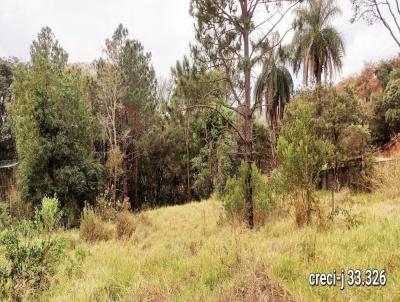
<box><xmin>383</xmin><ymin>78</ymin><xmax>400</xmax><ymax>135</ymax></box>
<box><xmin>172</xmin><ymin>57</ymin><xmax>230</xmax><ymax>202</ymax></box>
<box><xmin>315</xmin><ymin>86</ymin><xmax>371</xmax><ymax>190</ymax></box>
<box><xmin>10</xmin><ymin>27</ymin><xmax>102</xmax><ymax>208</ymax></box>
<box><xmin>277</xmin><ymin>99</ymin><xmax>333</xmax><ymax>226</ymax></box>
<box><xmin>96</xmin><ymin>24</ymin><xmax>157</xmax><ymax>208</ymax></box>
<box><xmin>254</xmin><ymin>43</ymin><xmax>293</xmax><ymax>167</ymax></box>
<box><xmin>222</xmin><ymin>161</ymin><xmax>270</xmax><ymax>223</ymax></box>
<box><xmin>0</xmin><ymin>58</ymin><xmax>16</xmax><ymax>161</ymax></box>
<box><xmin>190</xmin><ymin>0</ymin><xmax>299</xmax><ymax>228</ymax></box>
<box><xmin>291</xmin><ymin>0</ymin><xmax>345</xmax><ymax>85</ymax></box>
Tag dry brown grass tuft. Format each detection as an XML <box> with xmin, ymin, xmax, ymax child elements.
<box><xmin>8</xmin><ymin>186</ymin><xmax>33</xmax><ymax>220</ymax></box>
<box><xmin>116</xmin><ymin>211</ymin><xmax>153</xmax><ymax>240</ymax></box>
<box><xmin>371</xmin><ymin>161</ymin><xmax>400</xmax><ymax>200</ymax></box>
<box><xmin>219</xmin><ymin>264</ymin><xmax>294</xmax><ymax>302</ymax></box>
<box><xmin>116</xmin><ymin>211</ymin><xmax>136</xmax><ymax>239</ymax></box>
<box><xmin>134</xmin><ymin>284</ymin><xmax>171</xmax><ymax>302</ymax></box>
<box><xmin>80</xmin><ymin>205</ymin><xmax>113</xmax><ymax>243</ymax></box>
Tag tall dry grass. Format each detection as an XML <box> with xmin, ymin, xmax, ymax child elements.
<box><xmin>371</xmin><ymin>160</ymin><xmax>400</xmax><ymax>200</ymax></box>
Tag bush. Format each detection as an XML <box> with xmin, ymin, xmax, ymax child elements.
<box><xmin>116</xmin><ymin>211</ymin><xmax>137</xmax><ymax>239</ymax></box>
<box><xmin>80</xmin><ymin>205</ymin><xmax>113</xmax><ymax>243</ymax></box>
<box><xmin>95</xmin><ymin>196</ymin><xmax>119</xmax><ymax>222</ymax></box>
<box><xmin>34</xmin><ymin>196</ymin><xmax>63</xmax><ymax>233</ymax></box>
<box><xmin>222</xmin><ymin>162</ymin><xmax>271</xmax><ymax>224</ymax></box>
<box><xmin>0</xmin><ymin>203</ymin><xmax>11</xmax><ymax>229</ymax></box>
<box><xmin>16</xmin><ymin>219</ymin><xmax>37</xmax><ymax>238</ymax></box>
<box><xmin>0</xmin><ymin>229</ymin><xmax>65</xmax><ymax>301</ymax></box>
<box><xmin>277</xmin><ymin>99</ymin><xmax>333</xmax><ymax>227</ymax></box>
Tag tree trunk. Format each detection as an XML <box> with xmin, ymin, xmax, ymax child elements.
<box><xmin>243</xmin><ymin>1</ymin><xmax>254</xmax><ymax>229</ymax></box>
<box><xmin>122</xmin><ymin>140</ymin><xmax>129</xmax><ymax>200</ymax></box>
<box><xmin>132</xmin><ymin>144</ymin><xmax>139</xmax><ymax>209</ymax></box>
<box><xmin>270</xmin><ymin>108</ymin><xmax>278</xmax><ymax>169</ymax></box>
<box><xmin>185</xmin><ymin>110</ymin><xmax>192</xmax><ymax>203</ymax></box>
<box><xmin>113</xmin><ymin>170</ymin><xmax>117</xmax><ymax>205</ymax></box>
<box><xmin>315</xmin><ymin>57</ymin><xmax>322</xmax><ymax>84</ymax></box>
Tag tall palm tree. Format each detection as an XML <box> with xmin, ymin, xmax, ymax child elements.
<box><xmin>255</xmin><ymin>46</ymin><xmax>293</xmax><ymax>167</ymax></box>
<box><xmin>291</xmin><ymin>0</ymin><xmax>345</xmax><ymax>86</ymax></box>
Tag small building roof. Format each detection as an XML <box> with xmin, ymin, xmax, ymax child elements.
<box><xmin>374</xmin><ymin>133</ymin><xmax>400</xmax><ymax>160</ymax></box>
<box><xmin>0</xmin><ymin>160</ymin><xmax>19</xmax><ymax>169</ymax></box>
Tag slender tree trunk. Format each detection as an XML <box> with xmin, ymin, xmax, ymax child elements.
<box><xmin>267</xmin><ymin>79</ymin><xmax>278</xmax><ymax>169</ymax></box>
<box><xmin>243</xmin><ymin>1</ymin><xmax>254</xmax><ymax>229</ymax></box>
<box><xmin>315</xmin><ymin>57</ymin><xmax>322</xmax><ymax>84</ymax></box>
<box><xmin>185</xmin><ymin>109</ymin><xmax>192</xmax><ymax>203</ymax></box>
<box><xmin>270</xmin><ymin>106</ymin><xmax>279</xmax><ymax>169</ymax></box>
<box><xmin>122</xmin><ymin>140</ymin><xmax>128</xmax><ymax>200</ymax></box>
<box><xmin>113</xmin><ymin>169</ymin><xmax>117</xmax><ymax>205</ymax></box>
<box><xmin>133</xmin><ymin>146</ymin><xmax>139</xmax><ymax>209</ymax></box>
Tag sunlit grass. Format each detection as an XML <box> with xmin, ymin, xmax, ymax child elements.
<box><xmin>41</xmin><ymin>192</ymin><xmax>400</xmax><ymax>301</ymax></box>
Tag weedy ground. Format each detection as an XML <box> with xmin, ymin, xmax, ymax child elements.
<box><xmin>39</xmin><ymin>188</ymin><xmax>400</xmax><ymax>302</ymax></box>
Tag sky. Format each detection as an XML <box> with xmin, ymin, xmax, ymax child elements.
<box><xmin>0</xmin><ymin>0</ymin><xmax>399</xmax><ymax>83</ymax></box>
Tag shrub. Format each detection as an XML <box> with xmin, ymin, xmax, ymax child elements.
<box><xmin>0</xmin><ymin>229</ymin><xmax>65</xmax><ymax>301</ymax></box>
<box><xmin>116</xmin><ymin>211</ymin><xmax>137</xmax><ymax>239</ymax></box>
<box><xmin>0</xmin><ymin>203</ymin><xmax>11</xmax><ymax>229</ymax></box>
<box><xmin>34</xmin><ymin>196</ymin><xmax>63</xmax><ymax>233</ymax></box>
<box><xmin>80</xmin><ymin>205</ymin><xmax>113</xmax><ymax>243</ymax></box>
<box><xmin>277</xmin><ymin>100</ymin><xmax>333</xmax><ymax>227</ymax></box>
<box><xmin>95</xmin><ymin>196</ymin><xmax>119</xmax><ymax>222</ymax></box>
<box><xmin>16</xmin><ymin>219</ymin><xmax>37</xmax><ymax>238</ymax></box>
<box><xmin>222</xmin><ymin>162</ymin><xmax>271</xmax><ymax>224</ymax></box>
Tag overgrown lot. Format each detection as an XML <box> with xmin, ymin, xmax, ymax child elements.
<box><xmin>23</xmin><ymin>192</ymin><xmax>398</xmax><ymax>302</ymax></box>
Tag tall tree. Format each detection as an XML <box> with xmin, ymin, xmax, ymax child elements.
<box><xmin>96</xmin><ymin>25</ymin><xmax>157</xmax><ymax>208</ymax></box>
<box><xmin>190</xmin><ymin>0</ymin><xmax>299</xmax><ymax>228</ymax></box>
<box><xmin>10</xmin><ymin>27</ymin><xmax>102</xmax><ymax>207</ymax></box>
<box><xmin>351</xmin><ymin>0</ymin><xmax>400</xmax><ymax>48</ymax></box>
<box><xmin>0</xmin><ymin>59</ymin><xmax>16</xmax><ymax>161</ymax></box>
<box><xmin>291</xmin><ymin>0</ymin><xmax>345</xmax><ymax>85</ymax></box>
<box><xmin>172</xmin><ymin>57</ymin><xmax>195</xmax><ymax>203</ymax></box>
<box><xmin>254</xmin><ymin>42</ymin><xmax>293</xmax><ymax>167</ymax></box>
<box><xmin>96</xmin><ymin>61</ymin><xmax>125</xmax><ymax>204</ymax></box>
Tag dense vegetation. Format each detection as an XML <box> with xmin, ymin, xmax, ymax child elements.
<box><xmin>0</xmin><ymin>0</ymin><xmax>400</xmax><ymax>300</ymax></box>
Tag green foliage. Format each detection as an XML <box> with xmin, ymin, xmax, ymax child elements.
<box><xmin>291</xmin><ymin>0</ymin><xmax>344</xmax><ymax>84</ymax></box>
<box><xmin>0</xmin><ymin>203</ymin><xmax>11</xmax><ymax>229</ymax></box>
<box><xmin>222</xmin><ymin>162</ymin><xmax>270</xmax><ymax>220</ymax></box>
<box><xmin>328</xmin><ymin>206</ymin><xmax>362</xmax><ymax>230</ymax></box>
<box><xmin>34</xmin><ymin>196</ymin><xmax>62</xmax><ymax>233</ymax></box>
<box><xmin>278</xmin><ymin>99</ymin><xmax>333</xmax><ymax>191</ymax></box>
<box><xmin>383</xmin><ymin>78</ymin><xmax>400</xmax><ymax>134</ymax></box>
<box><xmin>95</xmin><ymin>196</ymin><xmax>119</xmax><ymax>222</ymax></box>
<box><xmin>0</xmin><ymin>229</ymin><xmax>65</xmax><ymax>301</ymax></box>
<box><xmin>15</xmin><ymin>219</ymin><xmax>37</xmax><ymax>238</ymax></box>
<box><xmin>277</xmin><ymin>99</ymin><xmax>333</xmax><ymax>226</ymax></box>
<box><xmin>9</xmin><ymin>27</ymin><xmax>103</xmax><ymax>208</ymax></box>
<box><xmin>0</xmin><ymin>58</ymin><xmax>16</xmax><ymax>161</ymax></box>
<box><xmin>192</xmin><ymin>121</ymin><xmax>238</xmax><ymax>199</ymax></box>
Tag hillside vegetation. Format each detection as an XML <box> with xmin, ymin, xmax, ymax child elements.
<box><xmin>39</xmin><ymin>190</ymin><xmax>400</xmax><ymax>301</ymax></box>
<box><xmin>1</xmin><ymin>1</ymin><xmax>400</xmax><ymax>301</ymax></box>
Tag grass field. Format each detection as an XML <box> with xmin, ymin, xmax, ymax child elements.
<box><xmin>39</xmin><ymin>190</ymin><xmax>400</xmax><ymax>302</ymax></box>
